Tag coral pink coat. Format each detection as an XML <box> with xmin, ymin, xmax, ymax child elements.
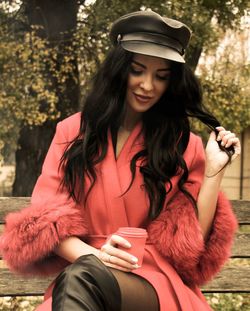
<box><xmin>0</xmin><ymin>113</ymin><xmax>237</xmax><ymax>311</ymax></box>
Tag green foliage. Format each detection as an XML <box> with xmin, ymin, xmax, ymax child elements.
<box><xmin>0</xmin><ymin>16</ymin><xmax>60</xmax><ymax>160</ymax></box>
<box><xmin>0</xmin><ymin>296</ymin><xmax>43</xmax><ymax>311</ymax></box>
<box><xmin>0</xmin><ymin>293</ymin><xmax>249</xmax><ymax>310</ymax></box>
<box><xmin>201</xmin><ymin>0</ymin><xmax>249</xmax><ymax>28</ymax></box>
<box><xmin>0</xmin><ymin>0</ymin><xmax>249</xmax><ymax>163</ymax></box>
<box><xmin>205</xmin><ymin>293</ymin><xmax>250</xmax><ymax>310</ymax></box>
<box><xmin>0</xmin><ymin>8</ymin><xmax>77</xmax><ymax>161</ymax></box>
<box><xmin>202</xmin><ymin>72</ymin><xmax>249</xmax><ymax>133</ymax></box>
<box><xmin>192</xmin><ymin>25</ymin><xmax>250</xmax><ymax>137</ymax></box>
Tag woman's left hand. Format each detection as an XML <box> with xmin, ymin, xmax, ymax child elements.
<box><xmin>205</xmin><ymin>126</ymin><xmax>241</xmax><ymax>177</ymax></box>
<box><xmin>98</xmin><ymin>234</ymin><xmax>139</xmax><ymax>272</ymax></box>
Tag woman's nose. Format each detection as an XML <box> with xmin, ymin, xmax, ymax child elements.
<box><xmin>140</xmin><ymin>75</ymin><xmax>154</xmax><ymax>91</ymax></box>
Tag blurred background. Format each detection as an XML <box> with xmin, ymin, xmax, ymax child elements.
<box><xmin>0</xmin><ymin>0</ymin><xmax>249</xmax><ymax>310</ymax></box>
<box><xmin>0</xmin><ymin>0</ymin><xmax>249</xmax><ymax>199</ymax></box>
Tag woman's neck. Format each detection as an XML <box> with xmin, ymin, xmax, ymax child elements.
<box><xmin>121</xmin><ymin>106</ymin><xmax>142</xmax><ymax>131</ymax></box>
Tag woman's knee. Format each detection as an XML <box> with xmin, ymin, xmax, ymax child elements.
<box><xmin>60</xmin><ymin>254</ymin><xmax>114</xmax><ymax>285</ymax></box>
<box><xmin>52</xmin><ymin>254</ymin><xmax>121</xmax><ymax>311</ymax></box>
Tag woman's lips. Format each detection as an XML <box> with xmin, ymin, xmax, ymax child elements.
<box><xmin>134</xmin><ymin>93</ymin><xmax>152</xmax><ymax>103</ymax></box>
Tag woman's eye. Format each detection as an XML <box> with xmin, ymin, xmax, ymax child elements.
<box><xmin>130</xmin><ymin>67</ymin><xmax>142</xmax><ymax>75</ymax></box>
<box><xmin>157</xmin><ymin>75</ymin><xmax>170</xmax><ymax>81</ymax></box>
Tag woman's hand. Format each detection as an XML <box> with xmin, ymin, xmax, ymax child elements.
<box><xmin>197</xmin><ymin>127</ymin><xmax>240</xmax><ymax>239</ymax></box>
<box><xmin>98</xmin><ymin>234</ymin><xmax>139</xmax><ymax>272</ymax></box>
<box><xmin>205</xmin><ymin>126</ymin><xmax>241</xmax><ymax>177</ymax></box>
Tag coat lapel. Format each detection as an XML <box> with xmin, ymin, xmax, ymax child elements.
<box><xmin>99</xmin><ymin>123</ymin><xmax>144</xmax><ymax>231</ymax></box>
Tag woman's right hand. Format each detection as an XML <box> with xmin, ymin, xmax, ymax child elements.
<box><xmin>98</xmin><ymin>234</ymin><xmax>139</xmax><ymax>272</ymax></box>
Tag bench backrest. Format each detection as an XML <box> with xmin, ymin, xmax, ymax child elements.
<box><xmin>0</xmin><ymin>198</ymin><xmax>249</xmax><ymax>296</ymax></box>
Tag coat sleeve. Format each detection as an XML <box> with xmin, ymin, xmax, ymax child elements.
<box><xmin>0</xmin><ymin>119</ymin><xmax>88</xmax><ymax>276</ymax></box>
<box><xmin>148</xmin><ymin>135</ymin><xmax>238</xmax><ymax>286</ymax></box>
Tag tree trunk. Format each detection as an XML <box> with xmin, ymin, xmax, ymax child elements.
<box><xmin>186</xmin><ymin>46</ymin><xmax>203</xmax><ymax>71</ymax></box>
<box><xmin>12</xmin><ymin>0</ymin><xmax>80</xmax><ymax>195</ymax></box>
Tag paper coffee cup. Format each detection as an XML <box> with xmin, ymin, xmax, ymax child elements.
<box><xmin>116</xmin><ymin>227</ymin><xmax>148</xmax><ymax>266</ymax></box>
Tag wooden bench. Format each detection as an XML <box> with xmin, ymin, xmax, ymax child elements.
<box><xmin>0</xmin><ymin>197</ymin><xmax>249</xmax><ymax>297</ymax></box>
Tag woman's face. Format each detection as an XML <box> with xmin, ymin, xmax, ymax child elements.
<box><xmin>125</xmin><ymin>53</ymin><xmax>171</xmax><ymax>115</ymax></box>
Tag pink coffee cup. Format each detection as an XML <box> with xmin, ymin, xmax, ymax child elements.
<box><xmin>116</xmin><ymin>227</ymin><xmax>148</xmax><ymax>266</ymax></box>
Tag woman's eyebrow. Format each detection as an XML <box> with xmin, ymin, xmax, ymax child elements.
<box><xmin>132</xmin><ymin>60</ymin><xmax>146</xmax><ymax>68</ymax></box>
<box><xmin>132</xmin><ymin>60</ymin><xmax>171</xmax><ymax>71</ymax></box>
<box><xmin>157</xmin><ymin>68</ymin><xmax>171</xmax><ymax>72</ymax></box>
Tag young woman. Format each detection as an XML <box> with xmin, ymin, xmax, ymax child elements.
<box><xmin>0</xmin><ymin>11</ymin><xmax>240</xmax><ymax>311</ymax></box>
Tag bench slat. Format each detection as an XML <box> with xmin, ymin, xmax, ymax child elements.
<box><xmin>202</xmin><ymin>265</ymin><xmax>250</xmax><ymax>293</ymax></box>
<box><xmin>231</xmin><ymin>233</ymin><xmax>250</xmax><ymax>257</ymax></box>
<box><xmin>0</xmin><ymin>267</ymin><xmax>53</xmax><ymax>296</ymax></box>
<box><xmin>0</xmin><ymin>197</ymin><xmax>30</xmax><ymax>219</ymax></box>
<box><xmin>0</xmin><ymin>265</ymin><xmax>249</xmax><ymax>296</ymax></box>
<box><xmin>231</xmin><ymin>200</ymin><xmax>250</xmax><ymax>224</ymax></box>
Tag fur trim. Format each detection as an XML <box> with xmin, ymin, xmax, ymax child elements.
<box><xmin>192</xmin><ymin>192</ymin><xmax>238</xmax><ymax>285</ymax></box>
<box><xmin>148</xmin><ymin>191</ymin><xmax>204</xmax><ymax>273</ymax></box>
<box><xmin>148</xmin><ymin>191</ymin><xmax>237</xmax><ymax>286</ymax></box>
<box><xmin>0</xmin><ymin>200</ymin><xmax>88</xmax><ymax>276</ymax></box>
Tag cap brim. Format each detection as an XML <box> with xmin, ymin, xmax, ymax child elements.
<box><xmin>121</xmin><ymin>41</ymin><xmax>185</xmax><ymax>63</ymax></box>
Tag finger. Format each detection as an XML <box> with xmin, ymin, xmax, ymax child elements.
<box><xmin>215</xmin><ymin>126</ymin><xmax>225</xmax><ymax>134</ymax></box>
<box><xmin>225</xmin><ymin>137</ymin><xmax>241</xmax><ymax>153</ymax></box>
<box><xmin>220</xmin><ymin>133</ymin><xmax>236</xmax><ymax>147</ymax></box>
<box><xmin>99</xmin><ymin>250</ymin><xmax>139</xmax><ymax>270</ymax></box>
<box><xmin>98</xmin><ymin>252</ymin><xmax>132</xmax><ymax>272</ymax></box>
<box><xmin>108</xmin><ymin>254</ymin><xmax>139</xmax><ymax>270</ymax></box>
<box><xmin>232</xmin><ymin>142</ymin><xmax>241</xmax><ymax>160</ymax></box>
<box><xmin>217</xmin><ymin>130</ymin><xmax>231</xmax><ymax>142</ymax></box>
<box><xmin>101</xmin><ymin>244</ymin><xmax>138</xmax><ymax>265</ymax></box>
<box><xmin>106</xmin><ymin>234</ymin><xmax>131</xmax><ymax>248</ymax></box>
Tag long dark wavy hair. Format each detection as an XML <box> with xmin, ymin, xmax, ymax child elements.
<box><xmin>60</xmin><ymin>45</ymin><xmax>231</xmax><ymax>220</ymax></box>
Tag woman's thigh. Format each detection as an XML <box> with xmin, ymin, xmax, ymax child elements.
<box><xmin>109</xmin><ymin>268</ymin><xmax>160</xmax><ymax>311</ymax></box>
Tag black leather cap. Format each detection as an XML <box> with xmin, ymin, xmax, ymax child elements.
<box><xmin>110</xmin><ymin>11</ymin><xmax>191</xmax><ymax>63</ymax></box>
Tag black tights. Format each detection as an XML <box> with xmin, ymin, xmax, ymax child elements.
<box><xmin>52</xmin><ymin>254</ymin><xmax>159</xmax><ymax>311</ymax></box>
<box><xmin>110</xmin><ymin>267</ymin><xmax>159</xmax><ymax>311</ymax></box>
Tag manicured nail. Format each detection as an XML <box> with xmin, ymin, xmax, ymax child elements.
<box><xmin>125</xmin><ymin>242</ymin><xmax>131</xmax><ymax>248</ymax></box>
<box><xmin>221</xmin><ymin>141</ymin><xmax>225</xmax><ymax>146</ymax></box>
<box><xmin>131</xmin><ymin>256</ymin><xmax>138</xmax><ymax>263</ymax></box>
<box><xmin>132</xmin><ymin>264</ymin><xmax>140</xmax><ymax>269</ymax></box>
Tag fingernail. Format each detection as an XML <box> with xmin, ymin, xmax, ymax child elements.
<box><xmin>125</xmin><ymin>242</ymin><xmax>131</xmax><ymax>248</ymax></box>
<box><xmin>132</xmin><ymin>264</ymin><xmax>140</xmax><ymax>269</ymax></box>
<box><xmin>221</xmin><ymin>141</ymin><xmax>225</xmax><ymax>146</ymax></box>
<box><xmin>131</xmin><ymin>256</ymin><xmax>138</xmax><ymax>263</ymax></box>
<box><xmin>217</xmin><ymin>136</ymin><xmax>221</xmax><ymax>141</ymax></box>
